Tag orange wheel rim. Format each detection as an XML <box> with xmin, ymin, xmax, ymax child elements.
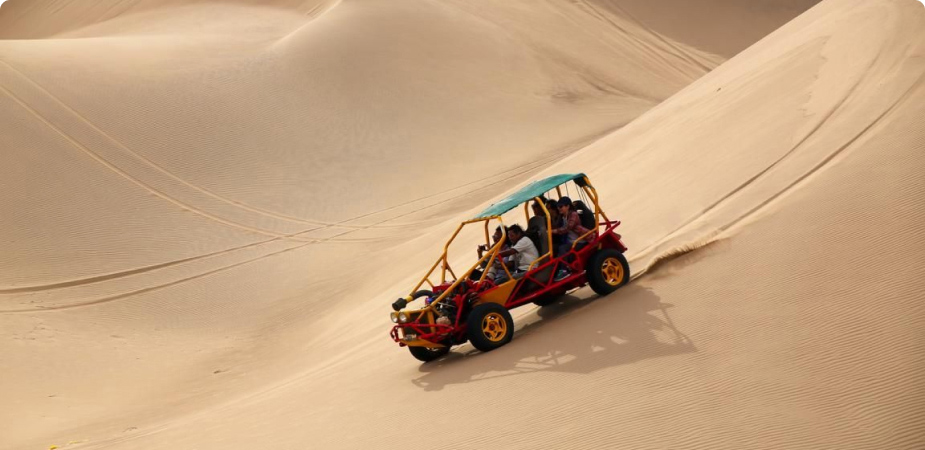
<box><xmin>602</xmin><ymin>257</ymin><xmax>624</xmax><ymax>286</ymax></box>
<box><xmin>481</xmin><ymin>312</ymin><xmax>507</xmax><ymax>342</ymax></box>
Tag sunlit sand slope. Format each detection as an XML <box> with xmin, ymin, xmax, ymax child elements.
<box><xmin>54</xmin><ymin>0</ymin><xmax>923</xmax><ymax>448</ymax></box>
<box><xmin>18</xmin><ymin>0</ymin><xmax>922</xmax><ymax>449</ymax></box>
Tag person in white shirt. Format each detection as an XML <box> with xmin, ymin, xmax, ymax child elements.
<box><xmin>493</xmin><ymin>224</ymin><xmax>539</xmax><ymax>283</ymax></box>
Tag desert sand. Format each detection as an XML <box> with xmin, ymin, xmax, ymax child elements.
<box><xmin>1</xmin><ymin>0</ymin><xmax>923</xmax><ymax>449</ymax></box>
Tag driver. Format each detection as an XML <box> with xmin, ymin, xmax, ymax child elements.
<box><xmin>493</xmin><ymin>224</ymin><xmax>539</xmax><ymax>283</ymax></box>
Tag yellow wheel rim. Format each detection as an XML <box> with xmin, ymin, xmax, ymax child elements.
<box><xmin>602</xmin><ymin>257</ymin><xmax>625</xmax><ymax>286</ymax></box>
<box><xmin>481</xmin><ymin>312</ymin><xmax>508</xmax><ymax>342</ymax></box>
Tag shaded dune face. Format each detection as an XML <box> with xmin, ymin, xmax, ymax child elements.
<box><xmin>0</xmin><ymin>0</ymin><xmax>736</xmax><ymax>299</ymax></box>
<box><xmin>9</xmin><ymin>1</ymin><xmax>925</xmax><ymax>450</ymax></box>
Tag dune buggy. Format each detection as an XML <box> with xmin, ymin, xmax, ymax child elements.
<box><xmin>389</xmin><ymin>173</ymin><xmax>629</xmax><ymax>362</ymax></box>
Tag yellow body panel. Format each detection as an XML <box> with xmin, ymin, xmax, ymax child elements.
<box><xmin>404</xmin><ymin>339</ymin><xmax>446</xmax><ymax>348</ymax></box>
<box><xmin>477</xmin><ymin>279</ymin><xmax>517</xmax><ymax>305</ymax></box>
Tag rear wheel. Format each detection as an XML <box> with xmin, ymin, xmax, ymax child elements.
<box><xmin>586</xmin><ymin>249</ymin><xmax>629</xmax><ymax>296</ymax></box>
<box><xmin>408</xmin><ymin>345</ymin><xmax>450</xmax><ymax>362</ymax></box>
<box><xmin>466</xmin><ymin>303</ymin><xmax>514</xmax><ymax>352</ymax></box>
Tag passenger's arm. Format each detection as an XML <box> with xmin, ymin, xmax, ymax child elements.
<box><xmin>566</xmin><ymin>212</ymin><xmax>581</xmax><ymax>231</ymax></box>
<box><xmin>497</xmin><ymin>247</ymin><xmax>518</xmax><ymax>258</ymax></box>
<box><xmin>552</xmin><ymin>221</ymin><xmax>568</xmax><ymax>235</ymax></box>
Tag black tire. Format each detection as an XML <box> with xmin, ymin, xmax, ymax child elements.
<box><xmin>466</xmin><ymin>303</ymin><xmax>514</xmax><ymax>352</ymax></box>
<box><xmin>586</xmin><ymin>249</ymin><xmax>630</xmax><ymax>296</ymax></box>
<box><xmin>408</xmin><ymin>345</ymin><xmax>450</xmax><ymax>362</ymax></box>
<box><xmin>407</xmin><ymin>289</ymin><xmax>447</xmax><ymax>362</ymax></box>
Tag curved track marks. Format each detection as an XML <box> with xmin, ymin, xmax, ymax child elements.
<box><xmin>629</xmin><ymin>29</ymin><xmax>925</xmax><ymax>273</ymax></box>
<box><xmin>0</xmin><ymin>59</ymin><xmax>362</xmax><ymax>235</ymax></box>
<box><xmin>0</xmin><ymin>126</ymin><xmax>612</xmax><ymax>312</ymax></box>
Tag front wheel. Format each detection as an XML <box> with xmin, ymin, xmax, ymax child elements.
<box><xmin>408</xmin><ymin>345</ymin><xmax>450</xmax><ymax>362</ymax></box>
<box><xmin>466</xmin><ymin>303</ymin><xmax>514</xmax><ymax>352</ymax></box>
<box><xmin>586</xmin><ymin>249</ymin><xmax>630</xmax><ymax>296</ymax></box>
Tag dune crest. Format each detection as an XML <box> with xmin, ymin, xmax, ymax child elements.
<box><xmin>5</xmin><ymin>0</ymin><xmax>924</xmax><ymax>449</ymax></box>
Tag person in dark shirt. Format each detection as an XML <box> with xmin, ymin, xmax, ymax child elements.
<box><xmin>527</xmin><ymin>198</ymin><xmax>549</xmax><ymax>256</ymax></box>
<box><xmin>545</xmin><ymin>198</ymin><xmax>566</xmax><ymax>256</ymax></box>
<box><xmin>551</xmin><ymin>197</ymin><xmax>593</xmax><ymax>281</ymax></box>
<box><xmin>552</xmin><ymin>196</ymin><xmax>591</xmax><ymax>255</ymax></box>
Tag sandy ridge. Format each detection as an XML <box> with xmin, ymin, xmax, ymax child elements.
<box><xmin>7</xmin><ymin>1</ymin><xmax>922</xmax><ymax>449</ymax></box>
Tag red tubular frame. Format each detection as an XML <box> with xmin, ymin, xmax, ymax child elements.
<box><xmin>503</xmin><ymin>220</ymin><xmax>626</xmax><ymax>309</ymax></box>
<box><xmin>390</xmin><ymin>221</ymin><xmax>627</xmax><ymax>346</ymax></box>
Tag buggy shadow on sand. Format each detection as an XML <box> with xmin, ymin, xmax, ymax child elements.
<box><xmin>410</xmin><ymin>285</ymin><xmax>696</xmax><ymax>391</ymax></box>
<box><xmin>388</xmin><ymin>173</ymin><xmax>632</xmax><ymax>362</ymax></box>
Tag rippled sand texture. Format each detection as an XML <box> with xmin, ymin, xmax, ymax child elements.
<box><xmin>2</xmin><ymin>0</ymin><xmax>923</xmax><ymax>449</ymax></box>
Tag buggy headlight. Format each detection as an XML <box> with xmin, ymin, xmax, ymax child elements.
<box><xmin>390</xmin><ymin>312</ymin><xmax>399</xmax><ymax>323</ymax></box>
<box><xmin>398</xmin><ymin>312</ymin><xmax>410</xmax><ymax>323</ymax></box>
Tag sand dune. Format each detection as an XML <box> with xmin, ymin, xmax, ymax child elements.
<box><xmin>4</xmin><ymin>0</ymin><xmax>924</xmax><ymax>449</ymax></box>
<box><xmin>1</xmin><ymin>0</ymin><xmax>719</xmax><ymax>290</ymax></box>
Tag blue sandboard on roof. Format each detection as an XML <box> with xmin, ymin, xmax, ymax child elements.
<box><xmin>475</xmin><ymin>173</ymin><xmax>586</xmax><ymax>219</ymax></box>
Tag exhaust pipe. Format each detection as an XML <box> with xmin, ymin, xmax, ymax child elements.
<box><xmin>392</xmin><ymin>297</ymin><xmax>408</xmax><ymax>311</ymax></box>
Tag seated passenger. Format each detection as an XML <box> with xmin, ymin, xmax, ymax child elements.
<box><xmin>477</xmin><ymin>226</ymin><xmax>505</xmax><ymax>260</ymax></box>
<box><xmin>492</xmin><ymin>225</ymin><xmax>539</xmax><ymax>283</ymax></box>
<box><xmin>571</xmin><ymin>199</ymin><xmax>598</xmax><ymax>231</ymax></box>
<box><xmin>546</xmin><ymin>198</ymin><xmax>566</xmax><ymax>255</ymax></box>
<box><xmin>471</xmin><ymin>226</ymin><xmax>508</xmax><ymax>281</ymax></box>
<box><xmin>526</xmin><ymin>199</ymin><xmax>549</xmax><ymax>256</ymax></box>
<box><xmin>552</xmin><ymin>196</ymin><xmax>591</xmax><ymax>255</ymax></box>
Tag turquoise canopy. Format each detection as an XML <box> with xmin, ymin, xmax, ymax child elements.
<box><xmin>475</xmin><ymin>173</ymin><xmax>586</xmax><ymax>219</ymax></box>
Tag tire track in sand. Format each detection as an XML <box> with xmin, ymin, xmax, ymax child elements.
<box><xmin>0</xmin><ymin>123</ymin><xmax>599</xmax><ymax>299</ymax></box>
<box><xmin>0</xmin><ymin>57</ymin><xmax>592</xmax><ymax>233</ymax></box>
<box><xmin>575</xmin><ymin>0</ymin><xmax>711</xmax><ymax>77</ymax></box>
<box><xmin>0</xmin><ymin>120</ymin><xmax>612</xmax><ymax>311</ymax></box>
<box><xmin>0</xmin><ymin>80</ymin><xmax>318</xmax><ymax>241</ymax></box>
<box><xmin>0</xmin><ymin>238</ymin><xmax>316</xmax><ymax>313</ymax></box>
<box><xmin>630</xmin><ymin>51</ymin><xmax>925</xmax><ymax>278</ymax></box>
<box><xmin>0</xmin><ymin>59</ymin><xmax>361</xmax><ymax>232</ymax></box>
<box><xmin>630</xmin><ymin>43</ymin><xmax>886</xmax><ymax>259</ymax></box>
<box><xmin>0</xmin><ymin>151</ymin><xmax>577</xmax><ymax>312</ymax></box>
<box><xmin>715</xmin><ymin>67</ymin><xmax>925</xmax><ymax>235</ymax></box>
<box><xmin>0</xmin><ymin>234</ymin><xmax>296</xmax><ymax>294</ymax></box>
